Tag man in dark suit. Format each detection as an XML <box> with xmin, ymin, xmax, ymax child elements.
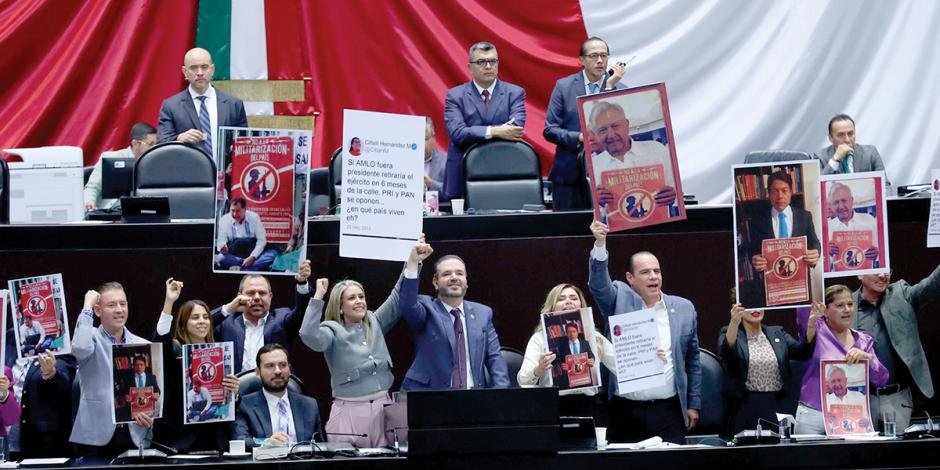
<box><xmin>543</xmin><ymin>37</ymin><xmax>626</xmax><ymax>210</ymax></box>
<box><xmin>399</xmin><ymin>254</ymin><xmax>510</xmax><ymax>390</ymax></box>
<box><xmin>814</xmin><ymin>114</ymin><xmax>890</xmax><ymax>192</ymax></box>
<box><xmin>553</xmin><ymin>322</ymin><xmax>596</xmax><ymax>389</ymax></box>
<box><xmin>157</xmin><ymin>47</ymin><xmax>248</xmax><ymax>157</ymax></box>
<box><xmin>442</xmin><ymin>41</ymin><xmax>526</xmax><ymax>201</ymax></box>
<box><xmin>233</xmin><ymin>344</ymin><xmax>320</xmax><ymax>448</ymax></box>
<box><xmin>117</xmin><ymin>355</ymin><xmax>161</xmax><ymax>423</ymax></box>
<box><xmin>213</xmin><ymin>260</ymin><xmax>312</xmax><ymax>373</ymax></box>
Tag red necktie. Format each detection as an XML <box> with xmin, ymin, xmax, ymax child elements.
<box><xmin>481</xmin><ymin>89</ymin><xmax>490</xmax><ymax>107</ymax></box>
<box><xmin>451</xmin><ymin>309</ymin><xmax>467</xmax><ymax>389</ymax></box>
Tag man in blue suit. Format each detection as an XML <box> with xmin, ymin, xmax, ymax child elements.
<box><xmin>157</xmin><ymin>47</ymin><xmax>248</xmax><ymax>157</ymax></box>
<box><xmin>399</xmin><ymin>254</ymin><xmax>510</xmax><ymax>390</ymax></box>
<box><xmin>544</xmin><ymin>37</ymin><xmax>626</xmax><ymax>210</ymax></box>
<box><xmin>233</xmin><ymin>344</ymin><xmax>321</xmax><ymax>448</ymax></box>
<box><xmin>588</xmin><ymin>220</ymin><xmax>702</xmax><ymax>444</ymax></box>
<box><xmin>213</xmin><ymin>260</ymin><xmax>312</xmax><ymax>373</ymax></box>
<box><xmin>442</xmin><ymin>41</ymin><xmax>527</xmax><ymax>201</ymax></box>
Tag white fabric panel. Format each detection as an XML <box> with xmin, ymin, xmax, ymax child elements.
<box><xmin>244</xmin><ymin>101</ymin><xmax>275</xmax><ymax>116</ymax></box>
<box><xmin>231</xmin><ymin>0</ymin><xmax>268</xmax><ymax>80</ymax></box>
<box><xmin>581</xmin><ymin>0</ymin><xmax>940</xmax><ymax>203</ymax></box>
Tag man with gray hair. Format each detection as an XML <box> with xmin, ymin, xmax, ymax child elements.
<box><xmin>424</xmin><ymin>117</ymin><xmax>446</xmax><ymax>193</ymax></box>
<box><xmin>826</xmin><ymin>181</ymin><xmax>879</xmax><ymax>266</ymax></box>
<box><xmin>442</xmin><ymin>41</ymin><xmax>526</xmax><ymax>201</ymax></box>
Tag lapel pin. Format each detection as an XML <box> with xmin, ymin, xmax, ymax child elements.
<box><xmin>774</xmin><ymin>338</ymin><xmax>780</xmax><ymax>343</ymax></box>
<box><xmin>470</xmin><ymin>314</ymin><xmax>475</xmax><ymax>320</ymax></box>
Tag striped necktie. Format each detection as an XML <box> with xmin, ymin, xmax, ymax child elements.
<box><xmin>277</xmin><ymin>398</ymin><xmax>291</xmax><ymax>442</ymax></box>
<box><xmin>197</xmin><ymin>95</ymin><xmax>212</xmax><ymax>156</ymax></box>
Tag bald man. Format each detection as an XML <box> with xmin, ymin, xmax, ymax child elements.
<box><xmin>157</xmin><ymin>47</ymin><xmax>248</xmax><ymax>157</ymax></box>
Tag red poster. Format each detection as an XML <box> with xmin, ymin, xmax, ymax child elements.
<box><xmin>833</xmin><ymin>230</ymin><xmax>874</xmax><ymax>271</ymax></box>
<box><xmin>128</xmin><ymin>386</ymin><xmax>155</xmax><ymax>416</ymax></box>
<box><xmin>762</xmin><ymin>236</ymin><xmax>810</xmax><ymax>306</ymax></box>
<box><xmin>599</xmin><ymin>164</ymin><xmax>669</xmax><ymax>231</ymax></box>
<box><xmin>190</xmin><ymin>346</ymin><xmax>226</xmax><ymax>403</ymax></box>
<box><xmin>565</xmin><ymin>352</ymin><xmax>592</xmax><ymax>388</ymax></box>
<box><xmin>231</xmin><ymin>136</ymin><xmax>295</xmax><ymax>243</ymax></box>
<box><xmin>17</xmin><ymin>280</ymin><xmax>58</xmax><ymax>335</ymax></box>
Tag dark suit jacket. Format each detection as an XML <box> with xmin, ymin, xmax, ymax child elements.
<box><xmin>747</xmin><ymin>206</ymin><xmax>821</xmax><ymax>257</ymax></box>
<box><xmin>442</xmin><ymin>80</ymin><xmax>526</xmax><ymax>200</ymax></box>
<box><xmin>212</xmin><ymin>289</ymin><xmax>312</xmax><ymax>373</ymax></box>
<box><xmin>156</xmin><ymin>87</ymin><xmax>249</xmax><ymax>146</ymax></box>
<box><xmin>554</xmin><ymin>337</ymin><xmax>594</xmax><ymax>363</ymax></box>
<box><xmin>232</xmin><ymin>390</ymin><xmax>321</xmax><ymax>447</ymax></box>
<box><xmin>716</xmin><ymin>324</ymin><xmax>812</xmax><ymax>399</ymax></box>
<box><xmin>399</xmin><ymin>277</ymin><xmax>510</xmax><ymax>390</ymax></box>
<box><xmin>543</xmin><ymin>71</ymin><xmax>625</xmax><ymax>185</ymax></box>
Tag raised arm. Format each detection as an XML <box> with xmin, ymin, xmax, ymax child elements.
<box><xmin>587</xmin><ymin>221</ymin><xmax>618</xmax><ymax>317</ymax></box>
<box><xmin>71</xmin><ymin>290</ymin><xmax>102</xmax><ymax>361</ymax></box>
<box><xmin>284</xmin><ymin>260</ymin><xmax>314</xmax><ymax>342</ymax></box>
<box><xmin>905</xmin><ymin>263</ymin><xmax>940</xmax><ymax>311</ymax></box>
<box><xmin>377</xmin><ymin>238</ymin><xmax>433</xmax><ymax>333</ymax></box>
<box><xmin>298</xmin><ymin>279</ymin><xmax>336</xmax><ymax>352</ymax></box>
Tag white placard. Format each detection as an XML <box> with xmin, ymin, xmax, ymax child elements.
<box><xmin>928</xmin><ymin>170</ymin><xmax>940</xmax><ymax>248</ymax></box>
<box><xmin>340</xmin><ymin>110</ymin><xmax>425</xmax><ymax>261</ymax></box>
<box><xmin>609</xmin><ymin>309</ymin><xmax>664</xmax><ymax>394</ymax></box>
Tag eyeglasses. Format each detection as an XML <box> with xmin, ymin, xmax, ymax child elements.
<box><xmin>582</xmin><ymin>53</ymin><xmax>609</xmax><ymax>60</ymax></box>
<box><xmin>470</xmin><ymin>59</ymin><xmax>499</xmax><ymax>67</ymax></box>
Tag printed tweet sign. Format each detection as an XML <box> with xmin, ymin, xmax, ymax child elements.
<box><xmin>7</xmin><ymin>274</ymin><xmax>71</xmax><ymax>358</ymax></box>
<box><xmin>340</xmin><ymin>110</ymin><xmax>424</xmax><ymax>261</ymax></box>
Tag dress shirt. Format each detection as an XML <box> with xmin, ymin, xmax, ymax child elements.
<box><xmin>826</xmin><ymin>390</ymin><xmax>866</xmax><ymax>407</ymax></box>
<box><xmin>188</xmin><ymin>387</ymin><xmax>213</xmax><ymax>412</ymax></box>
<box><xmin>620</xmin><ymin>293</ymin><xmax>676</xmax><ymax>400</ymax></box>
<box><xmin>262</xmin><ymin>389</ymin><xmax>296</xmax><ymax>444</ymax></box>
<box><xmin>12</xmin><ymin>358</ymin><xmax>29</xmax><ymax>403</ymax></box>
<box><xmin>771</xmin><ymin>206</ymin><xmax>793</xmax><ymax>239</ymax></box>
<box><xmin>590</xmin><ymin>140</ymin><xmax>675</xmax><ymax>189</ymax></box>
<box><xmin>188</xmin><ymin>84</ymin><xmax>219</xmax><ymax>157</ymax></box>
<box><xmin>827</xmin><ymin>212</ymin><xmax>878</xmax><ymax>242</ymax></box>
<box><xmin>242</xmin><ymin>314</ymin><xmax>269</xmax><ymax>372</ymax></box>
<box><xmin>473</xmin><ymin>79</ymin><xmax>498</xmax><ymax>140</ymax></box>
<box><xmin>583</xmin><ymin>71</ymin><xmax>603</xmax><ymax>95</ymax></box>
<box><xmin>215</xmin><ymin>210</ymin><xmax>268</xmax><ymax>259</ymax></box>
<box><xmin>827</xmin><ymin>153</ymin><xmax>854</xmax><ymax>173</ymax></box>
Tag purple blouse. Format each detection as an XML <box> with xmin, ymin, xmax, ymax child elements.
<box><xmin>0</xmin><ymin>365</ymin><xmax>22</xmax><ymax>437</ymax></box>
<box><xmin>799</xmin><ymin>318</ymin><xmax>888</xmax><ymax>411</ymax></box>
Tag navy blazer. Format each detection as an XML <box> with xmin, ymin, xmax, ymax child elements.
<box><xmin>212</xmin><ymin>289</ymin><xmax>312</xmax><ymax>373</ymax></box>
<box><xmin>398</xmin><ymin>277</ymin><xmax>510</xmax><ymax>390</ymax></box>
<box><xmin>747</xmin><ymin>206</ymin><xmax>821</xmax><ymax>256</ymax></box>
<box><xmin>232</xmin><ymin>390</ymin><xmax>321</xmax><ymax>448</ymax></box>
<box><xmin>442</xmin><ymin>79</ymin><xmax>526</xmax><ymax>200</ymax></box>
<box><xmin>156</xmin><ymin>87</ymin><xmax>248</xmax><ymax>145</ymax></box>
<box><xmin>717</xmin><ymin>324</ymin><xmax>812</xmax><ymax>398</ymax></box>
<box><xmin>543</xmin><ymin>71</ymin><xmax>625</xmax><ymax>185</ymax></box>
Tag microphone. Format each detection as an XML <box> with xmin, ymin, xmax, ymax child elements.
<box><xmin>606</xmin><ymin>55</ymin><xmax>637</xmax><ymax>77</ymax></box>
<box><xmin>315</xmin><ymin>431</ymin><xmax>368</xmax><ymax>442</ymax></box>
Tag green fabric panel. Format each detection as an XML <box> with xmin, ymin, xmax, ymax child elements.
<box><xmin>196</xmin><ymin>0</ymin><xmax>233</xmax><ymax>79</ymax></box>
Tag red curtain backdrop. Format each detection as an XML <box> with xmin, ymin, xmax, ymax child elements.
<box><xmin>0</xmin><ymin>0</ymin><xmax>587</xmax><ymax>172</ymax></box>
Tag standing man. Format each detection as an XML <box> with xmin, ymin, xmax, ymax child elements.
<box><xmin>424</xmin><ymin>117</ymin><xmax>446</xmax><ymax>193</ymax></box>
<box><xmin>815</xmin><ymin>114</ymin><xmax>888</xmax><ymax>187</ymax></box>
<box><xmin>588</xmin><ymin>220</ymin><xmax>701</xmax><ymax>444</ymax></box>
<box><xmin>215</xmin><ymin>197</ymin><xmax>279</xmax><ymax>271</ymax></box>
<box><xmin>213</xmin><ymin>261</ymin><xmax>312</xmax><ymax>373</ymax></box>
<box><xmin>853</xmin><ymin>264</ymin><xmax>940</xmax><ymax>431</ymax></box>
<box><xmin>543</xmin><ymin>37</ymin><xmax>625</xmax><ymax>210</ymax></box>
<box><xmin>442</xmin><ymin>41</ymin><xmax>526</xmax><ymax>201</ymax></box>
<box><xmin>84</xmin><ymin>123</ymin><xmax>157</xmax><ymax>211</ymax></box>
<box><xmin>157</xmin><ymin>47</ymin><xmax>248</xmax><ymax>157</ymax></box>
<box><xmin>70</xmin><ymin>283</ymin><xmax>154</xmax><ymax>457</ymax></box>
<box><xmin>233</xmin><ymin>344</ymin><xmax>321</xmax><ymax>448</ymax></box>
<box><xmin>399</xmin><ymin>254</ymin><xmax>510</xmax><ymax>390</ymax></box>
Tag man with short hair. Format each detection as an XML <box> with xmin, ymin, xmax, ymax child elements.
<box><xmin>826</xmin><ymin>182</ymin><xmax>879</xmax><ymax>267</ymax></box>
<box><xmin>157</xmin><ymin>47</ymin><xmax>248</xmax><ymax>156</ymax></box>
<box><xmin>424</xmin><ymin>117</ymin><xmax>446</xmax><ymax>193</ymax></box>
<box><xmin>442</xmin><ymin>41</ymin><xmax>526</xmax><ymax>201</ymax></box>
<box><xmin>213</xmin><ymin>261</ymin><xmax>312</xmax><ymax>373</ymax></box>
<box><xmin>18</xmin><ymin>314</ymin><xmax>45</xmax><ymax>356</ymax></box>
<box><xmin>543</xmin><ymin>37</ymin><xmax>626</xmax><ymax>210</ymax></box>
<box><xmin>187</xmin><ymin>378</ymin><xmax>215</xmax><ymax>421</ymax></box>
<box><xmin>215</xmin><ymin>197</ymin><xmax>279</xmax><ymax>271</ymax></box>
<box><xmin>70</xmin><ymin>283</ymin><xmax>154</xmax><ymax>457</ymax></box>
<box><xmin>84</xmin><ymin>123</ymin><xmax>157</xmax><ymax>211</ymax></box>
<box><xmin>399</xmin><ymin>254</ymin><xmax>510</xmax><ymax>390</ymax></box>
<box><xmin>852</xmin><ymin>264</ymin><xmax>940</xmax><ymax>431</ymax></box>
<box><xmin>588</xmin><ymin>220</ymin><xmax>701</xmax><ymax>444</ymax></box>
<box><xmin>233</xmin><ymin>344</ymin><xmax>321</xmax><ymax>448</ymax></box>
<box><xmin>815</xmin><ymin>114</ymin><xmax>888</xmax><ymax>187</ymax></box>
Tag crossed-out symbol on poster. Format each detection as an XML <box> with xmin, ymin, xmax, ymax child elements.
<box><xmin>618</xmin><ymin>189</ymin><xmax>655</xmax><ymax>222</ymax></box>
<box><xmin>241</xmin><ymin>161</ymin><xmax>280</xmax><ymax>204</ymax></box>
<box><xmin>774</xmin><ymin>255</ymin><xmax>799</xmax><ymax>279</ymax></box>
<box><xmin>195</xmin><ymin>360</ymin><xmax>218</xmax><ymax>383</ymax></box>
<box><xmin>26</xmin><ymin>295</ymin><xmax>46</xmax><ymax>317</ymax></box>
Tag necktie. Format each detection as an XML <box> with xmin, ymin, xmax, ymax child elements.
<box><xmin>481</xmin><ymin>89</ymin><xmax>490</xmax><ymax>107</ymax></box>
<box><xmin>572</xmin><ymin>340</ymin><xmax>579</xmax><ymax>355</ymax></box>
<box><xmin>841</xmin><ymin>154</ymin><xmax>852</xmax><ymax>173</ymax></box>
<box><xmin>450</xmin><ymin>309</ymin><xmax>467</xmax><ymax>389</ymax></box>
<box><xmin>778</xmin><ymin>212</ymin><xmax>789</xmax><ymax>238</ymax></box>
<box><xmin>197</xmin><ymin>95</ymin><xmax>212</xmax><ymax>156</ymax></box>
<box><xmin>277</xmin><ymin>398</ymin><xmax>291</xmax><ymax>441</ymax></box>
<box><xmin>137</xmin><ymin>374</ymin><xmax>144</xmax><ymax>388</ymax></box>
<box><xmin>589</xmin><ymin>83</ymin><xmax>599</xmax><ymax>95</ymax></box>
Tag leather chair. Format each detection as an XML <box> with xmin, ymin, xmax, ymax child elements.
<box><xmin>483</xmin><ymin>346</ymin><xmax>526</xmax><ymax>387</ymax></box>
<box><xmin>133</xmin><ymin>142</ymin><xmax>217</xmax><ymax>219</ymax></box>
<box><xmin>780</xmin><ymin>359</ymin><xmax>807</xmax><ymax>416</ymax></box>
<box><xmin>694</xmin><ymin>348</ymin><xmax>726</xmax><ymax>436</ymax></box>
<box><xmin>744</xmin><ymin>150</ymin><xmax>813</xmax><ymax>164</ymax></box>
<box><xmin>84</xmin><ymin>165</ymin><xmax>94</xmax><ymax>185</ymax></box>
<box><xmin>463</xmin><ymin>141</ymin><xmax>543</xmax><ymax>211</ymax></box>
<box><xmin>0</xmin><ymin>157</ymin><xmax>9</xmax><ymax>223</ymax></box>
<box><xmin>236</xmin><ymin>368</ymin><xmax>308</xmax><ymax>396</ymax></box>
<box><xmin>328</xmin><ymin>146</ymin><xmax>342</xmax><ymax>211</ymax></box>
<box><xmin>308</xmin><ymin>167</ymin><xmax>331</xmax><ymax>216</ymax></box>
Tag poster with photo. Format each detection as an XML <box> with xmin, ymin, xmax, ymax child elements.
<box><xmin>182</xmin><ymin>342</ymin><xmax>235</xmax><ymax>425</ymax></box>
<box><xmin>820</xmin><ymin>360</ymin><xmax>874</xmax><ymax>436</ymax></box>
<box><xmin>820</xmin><ymin>172</ymin><xmax>890</xmax><ymax>277</ymax></box>
<box><xmin>577</xmin><ymin>83</ymin><xmax>686</xmax><ymax>232</ymax></box>
<box><xmin>213</xmin><ymin>127</ymin><xmax>312</xmax><ymax>275</ymax></box>
<box><xmin>731</xmin><ymin>161</ymin><xmax>824</xmax><ymax>310</ymax></box>
<box><xmin>111</xmin><ymin>343</ymin><xmax>164</xmax><ymax>425</ymax></box>
<box><xmin>7</xmin><ymin>274</ymin><xmax>71</xmax><ymax>358</ymax></box>
<box><xmin>539</xmin><ymin>307</ymin><xmax>602</xmax><ymax>394</ymax></box>
<box><xmin>0</xmin><ymin>290</ymin><xmax>8</xmax><ymax>368</ymax></box>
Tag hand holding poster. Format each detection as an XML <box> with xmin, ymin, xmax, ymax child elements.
<box><xmin>339</xmin><ymin>110</ymin><xmax>424</xmax><ymax>261</ymax></box>
<box><xmin>7</xmin><ymin>274</ymin><xmax>71</xmax><ymax>358</ymax></box>
<box><xmin>577</xmin><ymin>83</ymin><xmax>686</xmax><ymax>232</ymax></box>
<box><xmin>609</xmin><ymin>309</ymin><xmax>665</xmax><ymax>395</ymax></box>
<box><xmin>182</xmin><ymin>342</ymin><xmax>236</xmax><ymax>425</ymax></box>
<box><xmin>213</xmin><ymin>127</ymin><xmax>312</xmax><ymax>275</ymax></box>
<box><xmin>111</xmin><ymin>343</ymin><xmax>164</xmax><ymax>424</ymax></box>
<box><xmin>820</xmin><ymin>360</ymin><xmax>874</xmax><ymax>436</ymax></box>
<box><xmin>539</xmin><ymin>307</ymin><xmax>602</xmax><ymax>394</ymax></box>
<box><xmin>820</xmin><ymin>172</ymin><xmax>890</xmax><ymax>277</ymax></box>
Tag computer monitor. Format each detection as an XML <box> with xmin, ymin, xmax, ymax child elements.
<box><xmin>101</xmin><ymin>156</ymin><xmax>136</xmax><ymax>199</ymax></box>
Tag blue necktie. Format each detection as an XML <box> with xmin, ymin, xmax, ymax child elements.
<box><xmin>137</xmin><ymin>374</ymin><xmax>144</xmax><ymax>388</ymax></box>
<box><xmin>589</xmin><ymin>83</ymin><xmax>599</xmax><ymax>95</ymax></box>
<box><xmin>778</xmin><ymin>212</ymin><xmax>789</xmax><ymax>238</ymax></box>
<box><xmin>572</xmin><ymin>340</ymin><xmax>579</xmax><ymax>355</ymax></box>
<box><xmin>277</xmin><ymin>398</ymin><xmax>292</xmax><ymax>443</ymax></box>
<box><xmin>197</xmin><ymin>95</ymin><xmax>212</xmax><ymax>156</ymax></box>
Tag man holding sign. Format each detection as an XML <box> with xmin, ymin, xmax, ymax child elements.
<box><xmin>588</xmin><ymin>220</ymin><xmax>701</xmax><ymax>444</ymax></box>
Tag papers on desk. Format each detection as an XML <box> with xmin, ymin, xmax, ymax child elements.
<box><xmin>19</xmin><ymin>457</ymin><xmax>70</xmax><ymax>466</ymax></box>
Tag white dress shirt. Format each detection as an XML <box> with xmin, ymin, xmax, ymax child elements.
<box><xmin>771</xmin><ymin>205</ymin><xmax>794</xmax><ymax>239</ymax></box>
<box><xmin>262</xmin><ymin>389</ymin><xmax>296</xmax><ymax>444</ymax></box>
<box><xmin>241</xmin><ymin>314</ymin><xmax>269</xmax><ymax>372</ymax></box>
<box><xmin>827</xmin><ymin>211</ymin><xmax>878</xmax><ymax>243</ymax></box>
<box><xmin>215</xmin><ymin>210</ymin><xmax>268</xmax><ymax>259</ymax></box>
<box><xmin>188</xmin><ymin>84</ymin><xmax>219</xmax><ymax>157</ymax></box>
<box><xmin>590</xmin><ymin>140</ymin><xmax>675</xmax><ymax>190</ymax></box>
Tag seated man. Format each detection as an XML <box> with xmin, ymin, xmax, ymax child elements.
<box><xmin>232</xmin><ymin>344</ymin><xmax>321</xmax><ymax>448</ymax></box>
<box><xmin>18</xmin><ymin>315</ymin><xmax>46</xmax><ymax>356</ymax></box>
<box><xmin>186</xmin><ymin>379</ymin><xmax>216</xmax><ymax>422</ymax></box>
<box><xmin>84</xmin><ymin>123</ymin><xmax>157</xmax><ymax>212</ymax></box>
<box><xmin>814</xmin><ymin>114</ymin><xmax>890</xmax><ymax>191</ymax></box>
<box><xmin>424</xmin><ymin>117</ymin><xmax>446</xmax><ymax>193</ymax></box>
<box><xmin>215</xmin><ymin>197</ymin><xmax>279</xmax><ymax>271</ymax></box>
